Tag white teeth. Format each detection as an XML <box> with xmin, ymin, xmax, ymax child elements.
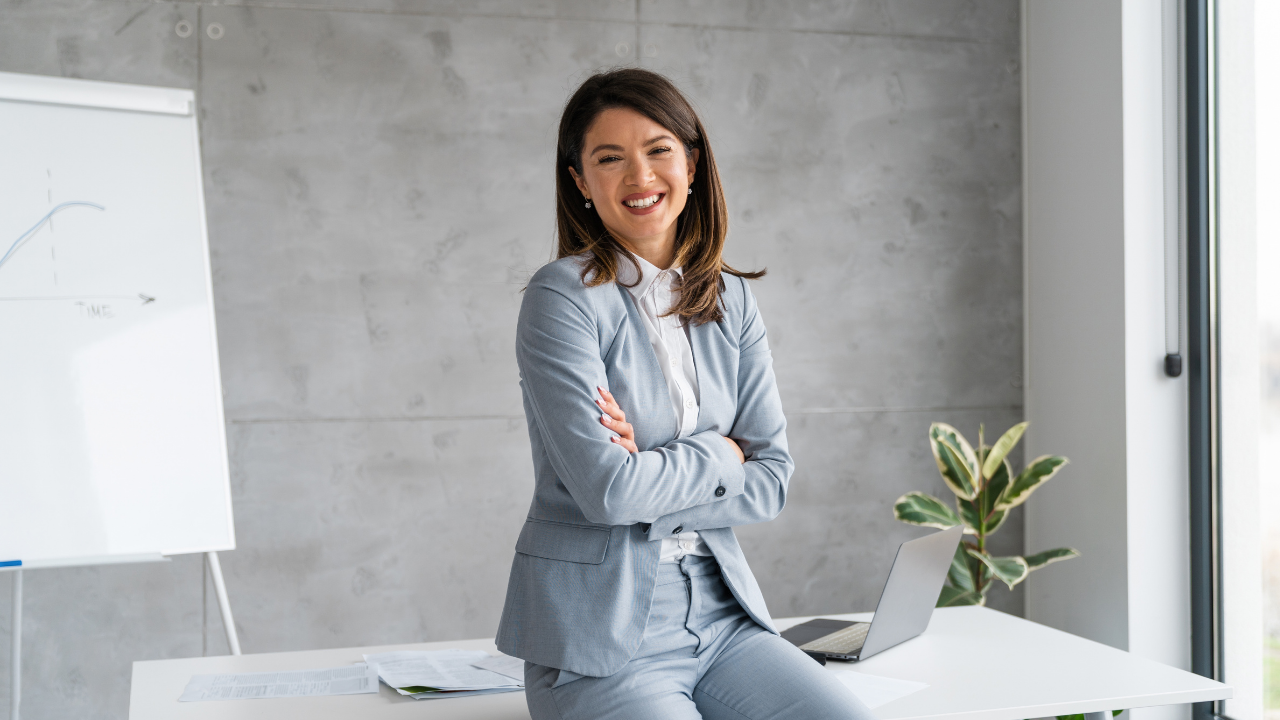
<box><xmin>624</xmin><ymin>195</ymin><xmax>661</xmax><ymax>208</ymax></box>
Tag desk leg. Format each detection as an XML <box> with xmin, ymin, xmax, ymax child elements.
<box><xmin>10</xmin><ymin>569</ymin><xmax>21</xmax><ymax>720</ymax></box>
<box><xmin>1085</xmin><ymin>712</ymin><xmax>1109</xmax><ymax>720</ymax></box>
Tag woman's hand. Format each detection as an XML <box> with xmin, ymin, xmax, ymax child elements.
<box><xmin>598</xmin><ymin>386</ymin><xmax>745</xmax><ymax>464</ymax></box>
<box><xmin>724</xmin><ymin>436</ymin><xmax>745</xmax><ymax>464</ymax></box>
<box><xmin>597</xmin><ymin>387</ymin><xmax>638</xmax><ymax>453</ymax></box>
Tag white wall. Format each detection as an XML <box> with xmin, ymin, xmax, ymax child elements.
<box><xmin>1024</xmin><ymin>4</ymin><xmax>1191</xmax><ymax>719</ymax></box>
<box><xmin>1023</xmin><ymin>0</ymin><xmax>1130</xmax><ymax>650</ymax></box>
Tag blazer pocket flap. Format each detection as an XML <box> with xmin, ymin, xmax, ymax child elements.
<box><xmin>515</xmin><ymin>520</ymin><xmax>610</xmax><ymax>564</ymax></box>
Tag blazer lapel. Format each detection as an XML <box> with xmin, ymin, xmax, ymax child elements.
<box><xmin>688</xmin><ymin>316</ymin><xmax>733</xmax><ymax>435</ymax></box>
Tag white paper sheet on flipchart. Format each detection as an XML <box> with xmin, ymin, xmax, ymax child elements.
<box><xmin>833</xmin><ymin>670</ymin><xmax>929</xmax><ymax>709</ymax></box>
<box><xmin>471</xmin><ymin>654</ymin><xmax>525</xmax><ymax>682</ymax></box>
<box><xmin>363</xmin><ymin>650</ymin><xmax>523</xmax><ymax>692</ymax></box>
<box><xmin>178</xmin><ymin>663</ymin><xmax>378</xmax><ymax>702</ymax></box>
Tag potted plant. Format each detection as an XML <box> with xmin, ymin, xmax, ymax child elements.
<box><xmin>894</xmin><ymin>422</ymin><xmax>1078</xmax><ymax>606</ymax></box>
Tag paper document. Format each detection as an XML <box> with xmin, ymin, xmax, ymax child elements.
<box><xmin>833</xmin><ymin>670</ymin><xmax>929</xmax><ymax>709</ymax></box>
<box><xmin>363</xmin><ymin>650</ymin><xmax>523</xmax><ymax>700</ymax></box>
<box><xmin>472</xmin><ymin>654</ymin><xmax>525</xmax><ymax>681</ymax></box>
<box><xmin>178</xmin><ymin>663</ymin><xmax>378</xmax><ymax>702</ymax></box>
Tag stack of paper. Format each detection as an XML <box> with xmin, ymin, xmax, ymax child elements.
<box><xmin>363</xmin><ymin>650</ymin><xmax>524</xmax><ymax>700</ymax></box>
<box><xmin>178</xmin><ymin>663</ymin><xmax>379</xmax><ymax>702</ymax></box>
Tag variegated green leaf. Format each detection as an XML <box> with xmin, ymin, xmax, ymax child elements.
<box><xmin>958</xmin><ymin>496</ymin><xmax>1007</xmax><ymax>536</ymax></box>
<box><xmin>934</xmin><ymin>438</ymin><xmax>978</xmax><ymax>499</ymax></box>
<box><xmin>975</xmin><ymin>459</ymin><xmax>1012</xmax><ymax>534</ymax></box>
<box><xmin>947</xmin><ymin>542</ymin><xmax>975</xmax><ymax>591</ymax></box>
<box><xmin>956</xmin><ymin>496</ymin><xmax>982</xmax><ymax>534</ymax></box>
<box><xmin>981</xmin><ymin>422</ymin><xmax>1028</xmax><ymax>480</ymax></box>
<box><xmin>995</xmin><ymin>455</ymin><xmax>1069</xmax><ymax>511</ymax></box>
<box><xmin>966</xmin><ymin>549</ymin><xmax>1030</xmax><ymax>589</ymax></box>
<box><xmin>930</xmin><ymin>423</ymin><xmax>979</xmax><ymax>497</ymax></box>
<box><xmin>984</xmin><ymin>507</ymin><xmax>1009</xmax><ymax>535</ymax></box>
<box><xmin>1025</xmin><ymin>547</ymin><xmax>1080</xmax><ymax>570</ymax></box>
<box><xmin>937</xmin><ymin>585</ymin><xmax>984</xmax><ymax>607</ymax></box>
<box><xmin>893</xmin><ymin>492</ymin><xmax>961</xmax><ymax>530</ymax></box>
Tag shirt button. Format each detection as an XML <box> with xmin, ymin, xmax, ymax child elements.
<box><xmin>715</xmin><ymin>486</ymin><xmax>726</xmax><ymax>497</ymax></box>
<box><xmin>685</xmin><ymin>399</ymin><xmax>695</xmax><ymax>409</ymax></box>
<box><xmin>670</xmin><ymin>357</ymin><xmax>679</xmax><ymax>367</ymax></box>
<box><xmin>673</xmin><ymin>525</ymin><xmax>684</xmax><ymax>534</ymax></box>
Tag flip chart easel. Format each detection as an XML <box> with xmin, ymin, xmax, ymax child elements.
<box><xmin>0</xmin><ymin>71</ymin><xmax>241</xmax><ymax>719</ymax></box>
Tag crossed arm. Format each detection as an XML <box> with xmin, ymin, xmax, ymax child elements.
<box><xmin>517</xmin><ymin>274</ymin><xmax>793</xmax><ymax>534</ymax></box>
<box><xmin>596</xmin><ymin>386</ymin><xmax>744</xmax><ymax>462</ymax></box>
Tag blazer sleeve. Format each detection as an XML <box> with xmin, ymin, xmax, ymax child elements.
<box><xmin>517</xmin><ymin>272</ymin><xmax>747</xmax><ymax>527</ymax></box>
<box><xmin>646</xmin><ymin>276</ymin><xmax>793</xmax><ymax>538</ymax></box>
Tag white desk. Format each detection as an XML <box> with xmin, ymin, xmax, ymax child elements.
<box><xmin>129</xmin><ymin>607</ymin><xmax>1229</xmax><ymax>720</ymax></box>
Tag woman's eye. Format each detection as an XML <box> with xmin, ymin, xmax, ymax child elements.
<box><xmin>650</xmin><ymin>147</ymin><xmax>671</xmax><ymax>155</ymax></box>
<box><xmin>598</xmin><ymin>155</ymin><xmax>621</xmax><ymax>164</ymax></box>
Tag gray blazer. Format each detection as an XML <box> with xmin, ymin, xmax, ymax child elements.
<box><xmin>495</xmin><ymin>255</ymin><xmax>794</xmax><ymax>678</ymax></box>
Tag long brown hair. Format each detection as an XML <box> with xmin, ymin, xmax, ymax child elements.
<box><xmin>555</xmin><ymin>68</ymin><xmax>763</xmax><ymax>326</ymax></box>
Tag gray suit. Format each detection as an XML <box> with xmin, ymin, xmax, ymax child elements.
<box><xmin>496</xmin><ymin>255</ymin><xmax>794</xmax><ymax>678</ymax></box>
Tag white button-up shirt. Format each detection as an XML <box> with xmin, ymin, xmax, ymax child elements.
<box><xmin>616</xmin><ymin>252</ymin><xmax>712</xmax><ymax>563</ymax></box>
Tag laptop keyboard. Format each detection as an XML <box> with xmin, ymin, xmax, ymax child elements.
<box><xmin>798</xmin><ymin>622</ymin><xmax>870</xmax><ymax>655</ymax></box>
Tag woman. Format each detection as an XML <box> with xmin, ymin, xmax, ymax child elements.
<box><xmin>496</xmin><ymin>69</ymin><xmax>871</xmax><ymax>720</ymax></box>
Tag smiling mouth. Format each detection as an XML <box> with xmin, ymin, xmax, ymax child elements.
<box><xmin>623</xmin><ymin>193</ymin><xmax>664</xmax><ymax>209</ymax></box>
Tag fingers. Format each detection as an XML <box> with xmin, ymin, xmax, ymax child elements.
<box><xmin>595</xmin><ymin>386</ymin><xmax>625</xmax><ymax>422</ymax></box>
<box><xmin>597</xmin><ymin>386</ymin><xmax>637</xmax><ymax>453</ymax></box>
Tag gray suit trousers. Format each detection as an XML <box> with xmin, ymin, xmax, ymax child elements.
<box><xmin>523</xmin><ymin>556</ymin><xmax>873</xmax><ymax>720</ymax></box>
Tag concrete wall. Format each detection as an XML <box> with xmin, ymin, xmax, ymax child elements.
<box><xmin>0</xmin><ymin>1</ymin><xmax>1023</xmax><ymax>717</ymax></box>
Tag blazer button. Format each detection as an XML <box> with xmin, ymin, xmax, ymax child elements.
<box><xmin>640</xmin><ymin>523</ymin><xmax>651</xmax><ymax>533</ymax></box>
<box><xmin>673</xmin><ymin>525</ymin><xmax>683</xmax><ymax>534</ymax></box>
<box><xmin>715</xmin><ymin>486</ymin><xmax>726</xmax><ymax>497</ymax></box>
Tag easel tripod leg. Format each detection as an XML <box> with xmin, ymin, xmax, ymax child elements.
<box><xmin>10</xmin><ymin>569</ymin><xmax>21</xmax><ymax>720</ymax></box>
<box><xmin>205</xmin><ymin>552</ymin><xmax>241</xmax><ymax>656</ymax></box>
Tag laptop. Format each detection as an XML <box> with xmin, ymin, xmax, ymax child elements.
<box><xmin>781</xmin><ymin>524</ymin><xmax>964</xmax><ymax>662</ymax></box>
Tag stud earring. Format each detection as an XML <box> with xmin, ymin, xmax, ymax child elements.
<box><xmin>585</xmin><ymin>199</ymin><xmax>592</xmax><ymax>209</ymax></box>
<box><xmin>687</xmin><ymin>188</ymin><xmax>693</xmax><ymax>195</ymax></box>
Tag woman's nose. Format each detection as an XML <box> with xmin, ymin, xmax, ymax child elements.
<box><xmin>624</xmin><ymin>156</ymin><xmax>655</xmax><ymax>186</ymax></box>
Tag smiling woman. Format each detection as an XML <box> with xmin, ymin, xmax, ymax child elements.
<box><xmin>554</xmin><ymin>68</ymin><xmax>763</xmax><ymax>326</ymax></box>
<box><xmin>496</xmin><ymin>68</ymin><xmax>874</xmax><ymax>720</ymax></box>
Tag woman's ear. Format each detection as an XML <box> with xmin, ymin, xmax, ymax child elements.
<box><xmin>687</xmin><ymin>148</ymin><xmax>701</xmax><ymax>186</ymax></box>
<box><xmin>568</xmin><ymin>165</ymin><xmax>590</xmax><ymax>199</ymax></box>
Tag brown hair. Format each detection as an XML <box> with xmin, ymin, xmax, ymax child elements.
<box><xmin>555</xmin><ymin>68</ymin><xmax>763</xmax><ymax>326</ymax></box>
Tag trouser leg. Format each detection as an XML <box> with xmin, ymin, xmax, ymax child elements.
<box><xmin>692</xmin><ymin>630</ymin><xmax>875</xmax><ymax>720</ymax></box>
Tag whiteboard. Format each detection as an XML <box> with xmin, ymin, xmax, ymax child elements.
<box><xmin>0</xmin><ymin>72</ymin><xmax>234</xmax><ymax>567</ymax></box>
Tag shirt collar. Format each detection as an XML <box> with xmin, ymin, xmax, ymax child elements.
<box><xmin>615</xmin><ymin>250</ymin><xmax>682</xmax><ymax>300</ymax></box>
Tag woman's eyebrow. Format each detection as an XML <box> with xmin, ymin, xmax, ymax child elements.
<box><xmin>588</xmin><ymin>135</ymin><xmax>676</xmax><ymax>156</ymax></box>
<box><xmin>588</xmin><ymin>143</ymin><xmax>625</xmax><ymax>156</ymax></box>
<box><xmin>643</xmin><ymin>135</ymin><xmax>676</xmax><ymax>146</ymax></box>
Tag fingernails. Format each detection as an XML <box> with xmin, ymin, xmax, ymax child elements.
<box><xmin>601</xmin><ymin>413</ymin><xmax>611</xmax><ymax>423</ymax></box>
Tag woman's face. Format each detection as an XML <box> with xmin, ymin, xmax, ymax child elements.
<box><xmin>568</xmin><ymin>107</ymin><xmax>700</xmax><ymax>254</ymax></box>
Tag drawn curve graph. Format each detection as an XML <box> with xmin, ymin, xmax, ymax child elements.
<box><xmin>0</xmin><ymin>200</ymin><xmax>105</xmax><ymax>272</ymax></box>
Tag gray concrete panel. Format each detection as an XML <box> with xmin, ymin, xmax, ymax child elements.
<box><xmin>215</xmin><ymin>0</ymin><xmax>636</xmax><ymax>23</ymax></box>
<box><xmin>198</xmin><ymin>6</ymin><xmax>637</xmax><ymax>420</ymax></box>
<box><xmin>639</xmin><ymin>23</ymin><xmax>1024</xmax><ymax>412</ymax></box>
<box><xmin>0</xmin><ymin>1</ymin><xmax>196</xmax><ymax>86</ymax></box>
<box><xmin>640</xmin><ymin>0</ymin><xmax>1019</xmax><ymax>45</ymax></box>
<box><xmin>222</xmin><ymin>417</ymin><xmax>533</xmax><ymax>651</ymax></box>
